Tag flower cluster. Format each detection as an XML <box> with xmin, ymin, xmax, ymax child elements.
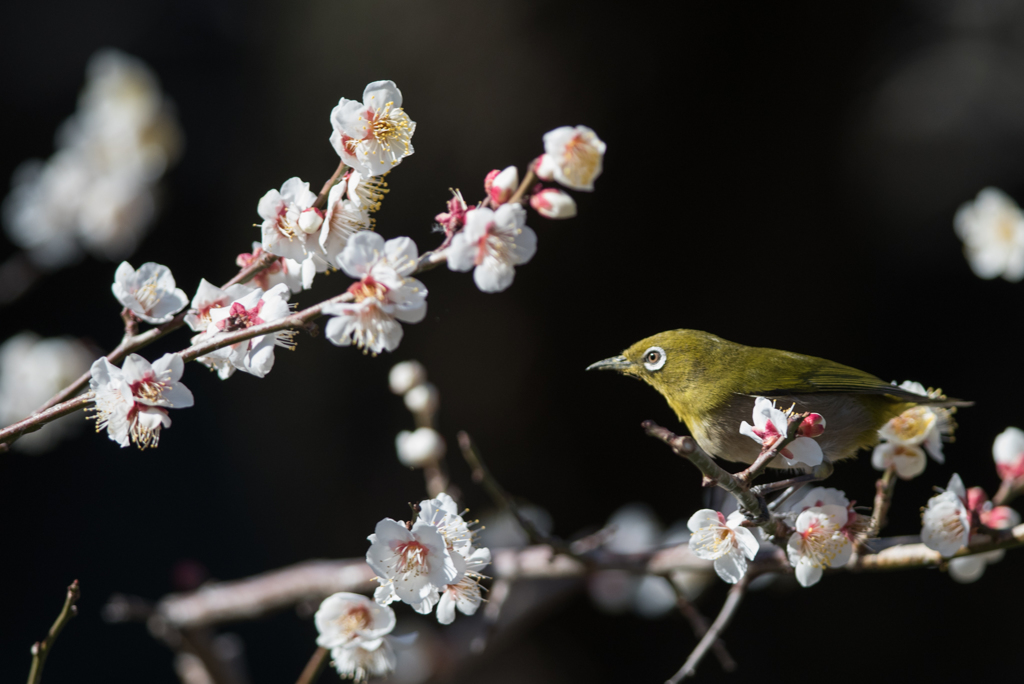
<box><xmin>88</xmin><ymin>353</ymin><xmax>193</xmax><ymax>449</ymax></box>
<box><xmin>3</xmin><ymin>49</ymin><xmax>181</xmax><ymax>269</ymax></box>
<box><xmin>0</xmin><ymin>333</ymin><xmax>93</xmax><ymax>453</ymax></box>
<box><xmin>194</xmin><ymin>283</ymin><xmax>294</xmax><ymax>379</ymax></box>
<box><xmin>954</xmin><ymin>187</ymin><xmax>1024</xmax><ymax>282</ymax></box>
<box><xmin>871</xmin><ymin>380</ymin><xmax>953</xmax><ymax>479</ymax></box>
<box><xmin>314</xmin><ymin>593</ymin><xmax>398</xmax><ymax>682</ymax></box>
<box><xmin>739</xmin><ymin>397</ymin><xmax>826</xmax><ymax>467</ymax></box>
<box><xmin>367</xmin><ymin>493</ymin><xmax>490</xmax><ymax>625</ymax></box>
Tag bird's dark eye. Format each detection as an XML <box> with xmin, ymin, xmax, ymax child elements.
<box><xmin>642</xmin><ymin>346</ymin><xmax>666</xmax><ymax>371</ymax></box>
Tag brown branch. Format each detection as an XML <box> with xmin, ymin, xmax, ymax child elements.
<box><xmin>27</xmin><ymin>580</ymin><xmax>81</xmax><ymax>684</ymax></box>
<box><xmin>313</xmin><ymin>162</ymin><xmax>347</xmax><ymax>210</ymax></box>
<box><xmin>666</xmin><ymin>576</ymin><xmax>749</xmax><ymax>683</ymax></box>
<box><xmin>674</xmin><ymin>594</ymin><xmax>736</xmax><ymax>673</ymax></box>
<box><xmin>0</xmin><ymin>394</ymin><xmax>94</xmax><ymax>452</ymax></box>
<box><xmin>507</xmin><ymin>165</ymin><xmax>537</xmax><ymax>206</ymax></box>
<box><xmin>295</xmin><ymin>647</ymin><xmax>330</xmax><ymax>684</ymax></box>
<box><xmin>642</xmin><ymin>421</ymin><xmax>768</xmax><ymax>523</ymax></box>
<box><xmin>866</xmin><ymin>466</ymin><xmax>897</xmax><ymax>539</ymax></box>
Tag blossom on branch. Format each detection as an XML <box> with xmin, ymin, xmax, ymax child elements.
<box><xmin>485</xmin><ymin>166</ymin><xmax>518</xmax><ymax>206</ymax></box>
<box><xmin>954</xmin><ymin>187</ymin><xmax>1024</xmax><ymax>282</ymax></box>
<box><xmin>184</xmin><ymin>279</ymin><xmax>255</xmax><ymax>333</ymax></box>
<box><xmin>257</xmin><ymin>177</ymin><xmax>328</xmax><ymax>289</ymax></box>
<box><xmin>321</xmin><ymin>183</ymin><xmax>372</xmax><ymax>264</ymax></box>
<box><xmin>367</xmin><ymin>517</ymin><xmax>462</xmax><ymax>614</ymax></box>
<box><xmin>739</xmin><ymin>397</ymin><xmax>824</xmax><ymax>467</ymax></box>
<box><xmin>112</xmin><ymin>261</ymin><xmax>188</xmax><ymax>324</ymax></box>
<box><xmin>539</xmin><ymin>125</ymin><xmax>606</xmax><ymax>191</ymax></box>
<box><xmin>330</xmin><ymin>80</ymin><xmax>416</xmax><ymax>177</ymax></box>
<box><xmin>199</xmin><ymin>284</ymin><xmax>294</xmax><ymax>378</ymax></box>
<box><xmin>921</xmin><ymin>473</ymin><xmax>971</xmax><ymax>558</ymax></box>
<box><xmin>948</xmin><ymin>488</ymin><xmax>1021</xmax><ymax>583</ymax></box>
<box><xmin>236</xmin><ymin>243</ymin><xmax>303</xmax><ymax>294</ymax></box>
<box><xmin>687</xmin><ymin>509</ymin><xmax>758</xmax><ymax>584</ymax></box>
<box><xmin>88</xmin><ymin>353</ymin><xmax>193</xmax><ymax>449</ymax></box>
<box><xmin>786</xmin><ymin>504</ymin><xmax>853</xmax><ymax>587</ymax></box>
<box><xmin>322</xmin><ymin>232</ymin><xmax>427</xmax><ymax>354</ymax></box>
<box><xmin>437</xmin><ymin>546</ymin><xmax>491</xmax><ymax>625</ymax></box>
<box><xmin>447</xmin><ymin>204</ymin><xmax>537</xmax><ymax>293</ymax></box>
<box><xmin>994</xmin><ymin>427</ymin><xmax>1024</xmax><ymax>481</ymax></box>
<box><xmin>314</xmin><ymin>594</ymin><xmax>399</xmax><ymax>684</ymax></box>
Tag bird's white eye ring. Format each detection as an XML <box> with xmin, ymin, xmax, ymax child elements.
<box><xmin>643</xmin><ymin>346</ymin><xmax>666</xmax><ymax>371</ymax></box>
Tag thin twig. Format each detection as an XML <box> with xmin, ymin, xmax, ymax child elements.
<box><xmin>642</xmin><ymin>421</ymin><xmax>768</xmax><ymax>524</ymax></box>
<box><xmin>674</xmin><ymin>594</ymin><xmax>736</xmax><ymax>673</ymax></box>
<box><xmin>666</xmin><ymin>576</ymin><xmax>749</xmax><ymax>683</ymax></box>
<box><xmin>866</xmin><ymin>466</ymin><xmax>897</xmax><ymax>538</ymax></box>
<box><xmin>0</xmin><ymin>394</ymin><xmax>94</xmax><ymax>451</ymax></box>
<box><xmin>295</xmin><ymin>647</ymin><xmax>330</xmax><ymax>684</ymax></box>
<box><xmin>507</xmin><ymin>166</ymin><xmax>537</xmax><ymax>206</ymax></box>
<box><xmin>313</xmin><ymin>162</ymin><xmax>347</xmax><ymax>210</ymax></box>
<box><xmin>27</xmin><ymin>580</ymin><xmax>81</xmax><ymax>684</ymax></box>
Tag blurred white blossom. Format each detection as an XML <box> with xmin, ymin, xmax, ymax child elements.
<box><xmin>396</xmin><ymin>427</ymin><xmax>446</xmax><ymax>468</ymax></box>
<box><xmin>447</xmin><ymin>204</ymin><xmax>537</xmax><ymax>293</ymax></box>
<box><xmin>112</xmin><ymin>261</ymin><xmax>189</xmax><ymax>325</ymax></box>
<box><xmin>403</xmin><ymin>383</ymin><xmax>438</xmax><ymax>415</ymax></box>
<box><xmin>994</xmin><ymin>426</ymin><xmax>1024</xmax><ymax>481</ymax></box>
<box><xmin>330</xmin><ymin>80</ymin><xmax>416</xmax><ymax>177</ymax></box>
<box><xmin>3</xmin><ymin>49</ymin><xmax>181</xmax><ymax>269</ymax></box>
<box><xmin>315</xmin><ymin>592</ymin><xmax>396</xmax><ymax>651</ymax></box>
<box><xmin>0</xmin><ymin>333</ymin><xmax>92</xmax><ymax>453</ymax></box>
<box><xmin>388</xmin><ymin>360</ymin><xmax>427</xmax><ymax>396</ymax></box>
<box><xmin>954</xmin><ymin>187</ymin><xmax>1024</xmax><ymax>281</ymax></box>
<box><xmin>530</xmin><ymin>188</ymin><xmax>577</xmax><ymax>219</ymax></box>
<box><xmin>921</xmin><ymin>473</ymin><xmax>971</xmax><ymax>558</ymax></box>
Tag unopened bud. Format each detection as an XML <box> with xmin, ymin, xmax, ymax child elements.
<box><xmin>298</xmin><ymin>207</ymin><xmax>324</xmax><ymax>234</ymax></box>
<box><xmin>404</xmin><ymin>382</ymin><xmax>439</xmax><ymax>415</ymax></box>
<box><xmin>530</xmin><ymin>188</ymin><xmax>577</xmax><ymax>219</ymax></box>
<box><xmin>798</xmin><ymin>413</ymin><xmax>826</xmax><ymax>438</ymax></box>
<box><xmin>389</xmin><ymin>360</ymin><xmax>427</xmax><ymax>395</ymax></box>
<box><xmin>486</xmin><ymin>166</ymin><xmax>519</xmax><ymax>205</ymax></box>
<box><xmin>396</xmin><ymin>427</ymin><xmax>446</xmax><ymax>467</ymax></box>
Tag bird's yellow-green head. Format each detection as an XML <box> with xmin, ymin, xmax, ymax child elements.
<box><xmin>587</xmin><ymin>329</ymin><xmax>740</xmax><ymax>425</ymax></box>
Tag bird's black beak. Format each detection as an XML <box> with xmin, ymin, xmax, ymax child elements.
<box><xmin>586</xmin><ymin>355</ymin><xmax>632</xmax><ymax>372</ymax></box>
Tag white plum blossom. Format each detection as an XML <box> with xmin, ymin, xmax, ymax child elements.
<box><xmin>739</xmin><ymin>397</ymin><xmax>823</xmax><ymax>468</ymax></box>
<box><xmin>437</xmin><ymin>546</ymin><xmax>491</xmax><ymax>625</ymax></box>
<box><xmin>786</xmin><ymin>504</ymin><xmax>853</xmax><ymax>587</ymax></box>
<box><xmin>322</xmin><ymin>232</ymin><xmax>427</xmax><ymax>354</ymax></box>
<box><xmin>184</xmin><ymin>279</ymin><xmax>255</xmax><ymax>333</ymax></box>
<box><xmin>447</xmin><ymin>204</ymin><xmax>537</xmax><ymax>293</ymax></box>
<box><xmin>954</xmin><ymin>187</ymin><xmax>1024</xmax><ymax>282</ymax></box>
<box><xmin>540</xmin><ymin>125</ymin><xmax>606</xmax><ymax>191</ymax></box>
<box><xmin>403</xmin><ymin>383</ymin><xmax>439</xmax><ymax>416</ymax></box>
<box><xmin>530</xmin><ymin>187</ymin><xmax>577</xmax><ymax>219</ymax></box>
<box><xmin>396</xmin><ymin>427</ymin><xmax>446</xmax><ymax>468</ymax></box>
<box><xmin>993</xmin><ymin>427</ymin><xmax>1024</xmax><ymax>481</ymax></box>
<box><xmin>367</xmin><ymin>516</ymin><xmax>462</xmax><ymax>614</ymax></box>
<box><xmin>88</xmin><ymin>353</ymin><xmax>193</xmax><ymax>449</ymax></box>
<box><xmin>388</xmin><ymin>360</ymin><xmax>426</xmax><ymax>395</ymax></box>
<box><xmin>949</xmin><ymin>490</ymin><xmax>1021</xmax><ymax>583</ymax></box>
<box><xmin>236</xmin><ymin>243</ymin><xmax>303</xmax><ymax>294</ymax></box>
<box><xmin>199</xmin><ymin>284</ymin><xmax>294</xmax><ymax>378</ymax></box>
<box><xmin>0</xmin><ymin>333</ymin><xmax>93</xmax><ymax>453</ymax></box>
<box><xmin>687</xmin><ymin>509</ymin><xmax>759</xmax><ymax>584</ymax></box>
<box><xmin>485</xmin><ymin>166</ymin><xmax>518</xmax><ymax>206</ymax></box>
<box><xmin>878</xmin><ymin>381</ymin><xmax>950</xmax><ymax>460</ymax></box>
<box><xmin>315</xmin><ymin>593</ymin><xmax>396</xmax><ymax>652</ymax></box>
<box><xmin>330</xmin><ymin>640</ymin><xmax>397</xmax><ymax>683</ymax></box>
<box><xmin>871</xmin><ymin>443</ymin><xmax>928</xmax><ymax>480</ymax></box>
<box><xmin>340</xmin><ymin>170</ymin><xmax>389</xmax><ymax>213</ymax></box>
<box><xmin>112</xmin><ymin>261</ymin><xmax>188</xmax><ymax>324</ymax></box>
<box><xmin>330</xmin><ymin>80</ymin><xmax>416</xmax><ymax>177</ymax></box>
<box><xmin>921</xmin><ymin>473</ymin><xmax>971</xmax><ymax>558</ymax></box>
<box><xmin>321</xmin><ymin>182</ymin><xmax>372</xmax><ymax>264</ymax></box>
<box><xmin>257</xmin><ymin>177</ymin><xmax>328</xmax><ymax>288</ymax></box>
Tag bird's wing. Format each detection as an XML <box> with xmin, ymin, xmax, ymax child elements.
<box><xmin>742</xmin><ymin>352</ymin><xmax>971</xmax><ymax>406</ymax></box>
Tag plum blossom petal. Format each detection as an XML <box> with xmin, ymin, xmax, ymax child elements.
<box><xmin>199</xmin><ymin>284</ymin><xmax>294</xmax><ymax>379</ymax></box>
<box><xmin>871</xmin><ymin>442</ymin><xmax>928</xmax><ymax>480</ymax></box>
<box><xmin>921</xmin><ymin>473</ymin><xmax>971</xmax><ymax>558</ymax></box>
<box><xmin>541</xmin><ymin>125</ymin><xmax>605</xmax><ymax>191</ymax></box>
<box><xmin>315</xmin><ymin>593</ymin><xmax>396</xmax><ymax>651</ymax></box>
<box><xmin>954</xmin><ymin>187</ymin><xmax>1024</xmax><ymax>282</ymax></box>
<box><xmin>447</xmin><ymin>204</ymin><xmax>537</xmax><ymax>293</ymax></box>
<box><xmin>786</xmin><ymin>505</ymin><xmax>852</xmax><ymax>587</ymax></box>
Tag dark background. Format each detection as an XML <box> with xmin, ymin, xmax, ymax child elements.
<box><xmin>3</xmin><ymin>1</ymin><xmax>1023</xmax><ymax>682</ymax></box>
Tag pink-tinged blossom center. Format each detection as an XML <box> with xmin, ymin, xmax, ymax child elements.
<box><xmin>217</xmin><ymin>300</ymin><xmax>265</xmax><ymax>332</ymax></box>
<box><xmin>391</xmin><ymin>540</ymin><xmax>430</xmax><ymax>578</ymax></box>
<box><xmin>334</xmin><ymin>605</ymin><xmax>372</xmax><ymax>639</ymax></box>
<box><xmin>798</xmin><ymin>517</ymin><xmax>846</xmax><ymax>568</ymax></box>
<box><xmin>236</xmin><ymin>248</ymin><xmax>283</xmax><ymax>290</ymax></box>
<box><xmin>753</xmin><ymin>421</ymin><xmax>782</xmax><ymax>449</ymax></box>
<box><xmin>347</xmin><ymin>275</ymin><xmax>389</xmax><ymax>303</ymax></box>
<box><xmin>129</xmin><ymin>374</ymin><xmax>168</xmax><ymax>404</ymax></box>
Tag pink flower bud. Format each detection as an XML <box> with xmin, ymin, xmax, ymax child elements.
<box><xmin>798</xmin><ymin>413</ymin><xmax>826</xmax><ymax>438</ymax></box>
<box><xmin>966</xmin><ymin>486</ymin><xmax>989</xmax><ymax>514</ymax></box>
<box><xmin>530</xmin><ymin>188</ymin><xmax>577</xmax><ymax>219</ymax></box>
<box><xmin>298</xmin><ymin>207</ymin><xmax>324</xmax><ymax>234</ymax></box>
<box><xmin>486</xmin><ymin>166</ymin><xmax>518</xmax><ymax>205</ymax></box>
<box><xmin>981</xmin><ymin>504</ymin><xmax>1020</xmax><ymax>530</ymax></box>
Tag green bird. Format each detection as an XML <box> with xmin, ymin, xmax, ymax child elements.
<box><xmin>587</xmin><ymin>329</ymin><xmax>970</xmax><ymax>475</ymax></box>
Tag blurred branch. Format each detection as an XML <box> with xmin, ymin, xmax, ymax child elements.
<box><xmin>294</xmin><ymin>648</ymin><xmax>329</xmax><ymax>684</ymax></box>
<box><xmin>673</xmin><ymin>593</ymin><xmax>736</xmax><ymax>674</ymax></box>
<box><xmin>666</xmin><ymin>576</ymin><xmax>749</xmax><ymax>683</ymax></box>
<box><xmin>866</xmin><ymin>465</ymin><xmax>897</xmax><ymax>539</ymax></box>
<box><xmin>0</xmin><ymin>394</ymin><xmax>94</xmax><ymax>453</ymax></box>
<box><xmin>27</xmin><ymin>580</ymin><xmax>80</xmax><ymax>684</ymax></box>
